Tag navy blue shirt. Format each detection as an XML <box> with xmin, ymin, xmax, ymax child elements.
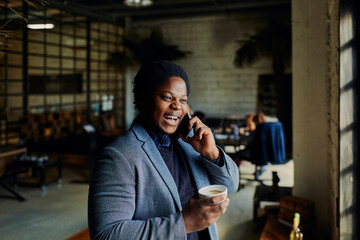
<box><xmin>147</xmin><ymin>128</ymin><xmax>223</xmax><ymax>240</ymax></box>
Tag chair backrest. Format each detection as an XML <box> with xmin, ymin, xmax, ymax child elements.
<box><xmin>250</xmin><ymin>121</ymin><xmax>286</xmax><ymax>166</ymax></box>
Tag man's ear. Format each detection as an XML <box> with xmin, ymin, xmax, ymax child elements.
<box><xmin>138</xmin><ymin>101</ymin><xmax>153</xmax><ymax>118</ymax></box>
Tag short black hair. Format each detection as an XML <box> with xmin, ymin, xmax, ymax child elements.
<box><xmin>133</xmin><ymin>60</ymin><xmax>190</xmax><ymax>112</ymax></box>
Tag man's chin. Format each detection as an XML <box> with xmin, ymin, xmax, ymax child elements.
<box><xmin>161</xmin><ymin>127</ymin><xmax>178</xmax><ymax>136</ymax></box>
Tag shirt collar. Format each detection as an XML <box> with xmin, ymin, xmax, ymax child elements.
<box><xmin>146</xmin><ymin>128</ymin><xmax>172</xmax><ymax>150</ymax></box>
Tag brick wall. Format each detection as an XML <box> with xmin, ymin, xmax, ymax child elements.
<box><xmin>130</xmin><ymin>13</ymin><xmax>274</xmax><ymax>119</ymax></box>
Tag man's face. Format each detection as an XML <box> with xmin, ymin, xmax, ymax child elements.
<box><xmin>150</xmin><ymin>76</ymin><xmax>188</xmax><ymax>136</ymax></box>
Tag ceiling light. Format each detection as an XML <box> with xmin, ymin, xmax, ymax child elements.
<box><xmin>27</xmin><ymin>23</ymin><xmax>54</xmax><ymax>30</ymax></box>
<box><xmin>124</xmin><ymin>0</ymin><xmax>153</xmax><ymax>7</ymax></box>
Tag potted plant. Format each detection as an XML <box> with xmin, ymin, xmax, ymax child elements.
<box><xmin>107</xmin><ymin>27</ymin><xmax>191</xmax><ymax>73</ymax></box>
<box><xmin>234</xmin><ymin>20</ymin><xmax>291</xmax><ymax>78</ymax></box>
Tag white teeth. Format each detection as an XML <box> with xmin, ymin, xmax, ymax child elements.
<box><xmin>164</xmin><ymin>115</ymin><xmax>179</xmax><ymax>120</ymax></box>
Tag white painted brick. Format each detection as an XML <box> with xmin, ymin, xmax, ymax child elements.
<box><xmin>132</xmin><ymin>14</ymin><xmax>273</xmax><ymax>118</ymax></box>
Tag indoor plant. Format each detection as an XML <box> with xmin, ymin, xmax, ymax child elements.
<box><xmin>107</xmin><ymin>27</ymin><xmax>191</xmax><ymax>73</ymax></box>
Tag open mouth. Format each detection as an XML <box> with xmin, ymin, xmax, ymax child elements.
<box><xmin>163</xmin><ymin>114</ymin><xmax>180</xmax><ymax>125</ymax></box>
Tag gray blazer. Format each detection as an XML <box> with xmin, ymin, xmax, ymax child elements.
<box><xmin>88</xmin><ymin>123</ymin><xmax>239</xmax><ymax>240</ymax></box>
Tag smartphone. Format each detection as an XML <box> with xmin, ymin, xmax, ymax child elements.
<box><xmin>177</xmin><ymin>112</ymin><xmax>192</xmax><ymax>138</ymax></box>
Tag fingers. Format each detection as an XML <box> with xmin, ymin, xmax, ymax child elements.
<box><xmin>198</xmin><ymin>194</ymin><xmax>230</xmax><ymax>215</ymax></box>
<box><xmin>182</xmin><ymin>196</ymin><xmax>230</xmax><ymax>233</ymax></box>
<box><xmin>209</xmin><ymin>197</ymin><xmax>230</xmax><ymax>217</ymax></box>
<box><xmin>200</xmin><ymin>196</ymin><xmax>230</xmax><ymax>217</ymax></box>
<box><xmin>183</xmin><ymin>116</ymin><xmax>218</xmax><ymax>160</ymax></box>
<box><xmin>207</xmin><ymin>197</ymin><xmax>229</xmax><ymax>208</ymax></box>
<box><xmin>194</xmin><ymin>125</ymin><xmax>208</xmax><ymax>140</ymax></box>
<box><xmin>200</xmin><ymin>193</ymin><xmax>226</xmax><ymax>205</ymax></box>
<box><xmin>189</xmin><ymin>117</ymin><xmax>211</xmax><ymax>140</ymax></box>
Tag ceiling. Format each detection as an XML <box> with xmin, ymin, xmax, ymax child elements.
<box><xmin>45</xmin><ymin>0</ymin><xmax>291</xmax><ymax>24</ymax></box>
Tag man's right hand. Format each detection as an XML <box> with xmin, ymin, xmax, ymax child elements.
<box><xmin>181</xmin><ymin>194</ymin><xmax>230</xmax><ymax>233</ymax></box>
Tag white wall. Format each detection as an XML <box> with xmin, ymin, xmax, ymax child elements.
<box><xmin>292</xmin><ymin>0</ymin><xmax>339</xmax><ymax>238</ymax></box>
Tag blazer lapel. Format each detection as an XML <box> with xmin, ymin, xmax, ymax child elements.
<box><xmin>132</xmin><ymin>124</ymin><xmax>182</xmax><ymax>211</ymax></box>
<box><xmin>178</xmin><ymin>140</ymin><xmax>210</xmax><ymax>190</ymax></box>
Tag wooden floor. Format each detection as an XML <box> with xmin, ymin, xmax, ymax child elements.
<box><xmin>66</xmin><ymin>228</ymin><xmax>90</xmax><ymax>240</ymax></box>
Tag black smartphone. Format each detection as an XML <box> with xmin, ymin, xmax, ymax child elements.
<box><xmin>177</xmin><ymin>112</ymin><xmax>192</xmax><ymax>138</ymax></box>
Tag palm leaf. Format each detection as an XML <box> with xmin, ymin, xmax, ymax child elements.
<box><xmin>107</xmin><ymin>27</ymin><xmax>191</xmax><ymax>72</ymax></box>
<box><xmin>24</xmin><ymin>0</ymin><xmax>47</xmax><ymax>8</ymax></box>
<box><xmin>0</xmin><ymin>1</ymin><xmax>47</xmax><ymax>21</ymax></box>
<box><xmin>234</xmin><ymin>20</ymin><xmax>291</xmax><ymax>75</ymax></box>
<box><xmin>0</xmin><ymin>0</ymin><xmax>48</xmax><ymax>51</ymax></box>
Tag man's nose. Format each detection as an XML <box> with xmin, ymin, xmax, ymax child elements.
<box><xmin>170</xmin><ymin>100</ymin><xmax>182</xmax><ymax>110</ymax></box>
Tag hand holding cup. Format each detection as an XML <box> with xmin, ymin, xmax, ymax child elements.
<box><xmin>182</xmin><ymin>185</ymin><xmax>229</xmax><ymax>233</ymax></box>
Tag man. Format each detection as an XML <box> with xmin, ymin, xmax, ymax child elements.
<box><xmin>88</xmin><ymin>60</ymin><xmax>239</xmax><ymax>240</ymax></box>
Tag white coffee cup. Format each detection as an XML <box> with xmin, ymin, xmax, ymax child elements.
<box><xmin>198</xmin><ymin>185</ymin><xmax>228</xmax><ymax>199</ymax></box>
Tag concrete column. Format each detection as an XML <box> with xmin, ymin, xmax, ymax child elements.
<box><xmin>292</xmin><ymin>0</ymin><xmax>339</xmax><ymax>238</ymax></box>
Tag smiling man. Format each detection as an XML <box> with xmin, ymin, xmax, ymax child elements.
<box><xmin>151</xmin><ymin>76</ymin><xmax>189</xmax><ymax>136</ymax></box>
<box><xmin>88</xmin><ymin>60</ymin><xmax>239</xmax><ymax>240</ymax></box>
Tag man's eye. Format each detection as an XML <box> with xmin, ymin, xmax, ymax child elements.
<box><xmin>162</xmin><ymin>96</ymin><xmax>172</xmax><ymax>101</ymax></box>
<box><xmin>180</xmin><ymin>99</ymin><xmax>188</xmax><ymax>103</ymax></box>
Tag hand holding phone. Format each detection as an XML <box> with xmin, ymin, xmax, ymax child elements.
<box><xmin>179</xmin><ymin>112</ymin><xmax>220</xmax><ymax>160</ymax></box>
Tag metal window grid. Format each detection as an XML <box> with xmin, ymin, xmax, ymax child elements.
<box><xmin>0</xmin><ymin>2</ymin><xmax>125</xmax><ymax>147</ymax></box>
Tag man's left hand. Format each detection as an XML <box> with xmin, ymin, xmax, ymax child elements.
<box><xmin>180</xmin><ymin>116</ymin><xmax>219</xmax><ymax>161</ymax></box>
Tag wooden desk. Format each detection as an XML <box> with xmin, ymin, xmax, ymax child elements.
<box><xmin>260</xmin><ymin>213</ymin><xmax>291</xmax><ymax>240</ymax></box>
<box><xmin>253</xmin><ymin>184</ymin><xmax>292</xmax><ymax>225</ymax></box>
<box><xmin>0</xmin><ymin>147</ymin><xmax>27</xmax><ymax>159</ymax></box>
<box><xmin>0</xmin><ymin>146</ymin><xmax>27</xmax><ymax>201</ymax></box>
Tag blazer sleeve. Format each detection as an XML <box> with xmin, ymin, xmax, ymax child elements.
<box><xmin>88</xmin><ymin>147</ymin><xmax>186</xmax><ymax>240</ymax></box>
<box><xmin>200</xmin><ymin>147</ymin><xmax>239</xmax><ymax>194</ymax></box>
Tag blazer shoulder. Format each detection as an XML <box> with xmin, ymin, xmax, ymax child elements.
<box><xmin>103</xmin><ymin>124</ymin><xmax>151</xmax><ymax>159</ymax></box>
<box><xmin>107</xmin><ymin>129</ymin><xmax>142</xmax><ymax>151</ymax></box>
